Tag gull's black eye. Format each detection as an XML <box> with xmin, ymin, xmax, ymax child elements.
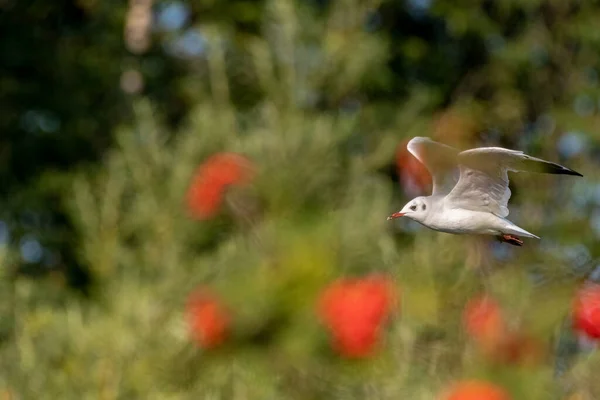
<box><xmin>410</xmin><ymin>205</ymin><xmax>417</xmax><ymax>211</ymax></box>
<box><xmin>422</xmin><ymin>204</ymin><xmax>426</xmax><ymax>211</ymax></box>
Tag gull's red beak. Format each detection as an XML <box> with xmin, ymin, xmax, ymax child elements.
<box><xmin>387</xmin><ymin>212</ymin><xmax>405</xmax><ymax>220</ymax></box>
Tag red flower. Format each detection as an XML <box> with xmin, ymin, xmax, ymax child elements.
<box><xmin>186</xmin><ymin>152</ymin><xmax>254</xmax><ymax>219</ymax></box>
<box><xmin>463</xmin><ymin>295</ymin><xmax>544</xmax><ymax>365</ymax></box>
<box><xmin>573</xmin><ymin>283</ymin><xmax>600</xmax><ymax>339</ymax></box>
<box><xmin>463</xmin><ymin>294</ymin><xmax>507</xmax><ymax>351</ymax></box>
<box><xmin>186</xmin><ymin>289</ymin><xmax>230</xmax><ymax>348</ymax></box>
<box><xmin>396</xmin><ymin>139</ymin><xmax>432</xmax><ymax>196</ymax></box>
<box><xmin>318</xmin><ymin>275</ymin><xmax>397</xmax><ymax>358</ymax></box>
<box><xmin>498</xmin><ymin>333</ymin><xmax>544</xmax><ymax>366</ymax></box>
<box><xmin>441</xmin><ymin>380</ymin><xmax>511</xmax><ymax>400</ymax></box>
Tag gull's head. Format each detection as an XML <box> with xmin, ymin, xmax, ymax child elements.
<box><xmin>387</xmin><ymin>197</ymin><xmax>429</xmax><ymax>223</ymax></box>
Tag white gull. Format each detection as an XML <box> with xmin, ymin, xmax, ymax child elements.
<box><xmin>388</xmin><ymin>137</ymin><xmax>583</xmax><ymax>246</ymax></box>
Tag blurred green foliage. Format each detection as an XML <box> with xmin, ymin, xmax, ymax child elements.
<box><xmin>1</xmin><ymin>0</ymin><xmax>600</xmax><ymax>398</ymax></box>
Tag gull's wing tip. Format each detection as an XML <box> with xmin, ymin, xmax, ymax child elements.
<box><xmin>545</xmin><ymin>163</ymin><xmax>583</xmax><ymax>177</ymax></box>
<box><xmin>571</xmin><ymin>169</ymin><xmax>584</xmax><ymax>177</ymax></box>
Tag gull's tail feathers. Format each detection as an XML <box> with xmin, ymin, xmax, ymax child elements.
<box><xmin>502</xmin><ymin>220</ymin><xmax>540</xmax><ymax>239</ymax></box>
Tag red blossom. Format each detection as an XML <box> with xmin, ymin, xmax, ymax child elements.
<box><xmin>573</xmin><ymin>283</ymin><xmax>600</xmax><ymax>339</ymax></box>
<box><xmin>498</xmin><ymin>333</ymin><xmax>544</xmax><ymax>366</ymax></box>
<box><xmin>463</xmin><ymin>295</ymin><xmax>544</xmax><ymax>365</ymax></box>
<box><xmin>318</xmin><ymin>275</ymin><xmax>397</xmax><ymax>358</ymax></box>
<box><xmin>462</xmin><ymin>294</ymin><xmax>507</xmax><ymax>351</ymax></box>
<box><xmin>396</xmin><ymin>139</ymin><xmax>432</xmax><ymax>195</ymax></box>
<box><xmin>186</xmin><ymin>152</ymin><xmax>254</xmax><ymax>219</ymax></box>
<box><xmin>186</xmin><ymin>289</ymin><xmax>230</xmax><ymax>348</ymax></box>
<box><xmin>441</xmin><ymin>380</ymin><xmax>511</xmax><ymax>400</ymax></box>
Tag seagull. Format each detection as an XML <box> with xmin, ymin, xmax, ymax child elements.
<box><xmin>387</xmin><ymin>137</ymin><xmax>583</xmax><ymax>246</ymax></box>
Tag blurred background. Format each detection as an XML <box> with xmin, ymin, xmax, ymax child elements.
<box><xmin>1</xmin><ymin>0</ymin><xmax>600</xmax><ymax>398</ymax></box>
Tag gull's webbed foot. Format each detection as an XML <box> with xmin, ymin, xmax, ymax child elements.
<box><xmin>497</xmin><ymin>234</ymin><xmax>524</xmax><ymax>247</ymax></box>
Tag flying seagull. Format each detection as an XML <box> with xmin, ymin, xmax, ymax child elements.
<box><xmin>388</xmin><ymin>137</ymin><xmax>583</xmax><ymax>246</ymax></box>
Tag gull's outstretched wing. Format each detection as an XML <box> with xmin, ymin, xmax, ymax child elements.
<box><xmin>445</xmin><ymin>147</ymin><xmax>582</xmax><ymax>217</ymax></box>
<box><xmin>406</xmin><ymin>137</ymin><xmax>459</xmax><ymax>195</ymax></box>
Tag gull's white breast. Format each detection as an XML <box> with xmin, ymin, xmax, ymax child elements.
<box><xmin>424</xmin><ymin>206</ymin><xmax>507</xmax><ymax>236</ymax></box>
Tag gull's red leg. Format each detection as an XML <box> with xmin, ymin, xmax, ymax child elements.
<box><xmin>496</xmin><ymin>234</ymin><xmax>524</xmax><ymax>246</ymax></box>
